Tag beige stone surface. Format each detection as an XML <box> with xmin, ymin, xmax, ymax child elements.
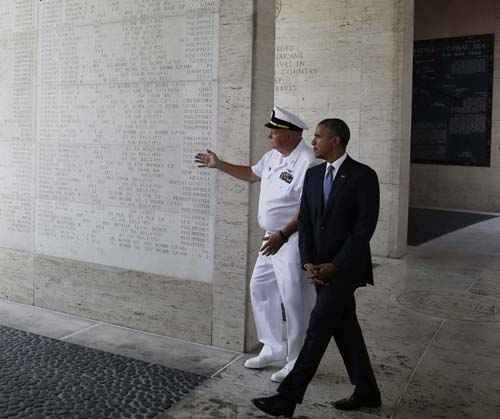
<box><xmin>245</xmin><ymin>0</ymin><xmax>276</xmax><ymax>352</ymax></box>
<box><xmin>212</xmin><ymin>0</ymin><xmax>274</xmax><ymax>351</ymax></box>
<box><xmin>0</xmin><ymin>248</ymin><xmax>34</xmax><ymax>305</ymax></box>
<box><xmin>64</xmin><ymin>323</ymin><xmax>240</xmax><ymax>377</ymax></box>
<box><xmin>0</xmin><ymin>298</ymin><xmax>95</xmax><ymax>339</ymax></box>
<box><xmin>162</xmin><ymin>217</ymin><xmax>500</xmax><ymax>419</ymax></box>
<box><xmin>0</xmin><ymin>0</ymin><xmax>275</xmax><ymax>353</ymax></box>
<box><xmin>1</xmin><ymin>215</ymin><xmax>500</xmax><ymax>419</ymax></box>
<box><xmin>33</xmin><ymin>255</ymin><xmax>213</xmax><ymax>344</ymax></box>
<box><xmin>276</xmin><ymin>0</ymin><xmax>414</xmax><ymax>257</ymax></box>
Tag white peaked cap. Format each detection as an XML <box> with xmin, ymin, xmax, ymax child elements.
<box><xmin>265</xmin><ymin>106</ymin><xmax>308</xmax><ymax>131</ymax></box>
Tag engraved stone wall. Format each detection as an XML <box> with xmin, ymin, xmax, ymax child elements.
<box><xmin>35</xmin><ymin>0</ymin><xmax>218</xmax><ymax>282</ymax></box>
<box><xmin>1</xmin><ymin>0</ymin><xmax>218</xmax><ymax>281</ymax></box>
<box><xmin>0</xmin><ymin>0</ymin><xmax>36</xmax><ymax>252</ymax></box>
<box><xmin>0</xmin><ymin>0</ymin><xmax>273</xmax><ymax>351</ymax></box>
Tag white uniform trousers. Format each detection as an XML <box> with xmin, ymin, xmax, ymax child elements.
<box><xmin>250</xmin><ymin>232</ymin><xmax>316</xmax><ymax>365</ymax></box>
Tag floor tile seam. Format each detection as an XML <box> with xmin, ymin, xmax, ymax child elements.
<box><xmin>3</xmin><ymin>321</ymin><xmax>239</xmax><ymax>381</ymax></box>
<box><xmin>209</xmin><ymin>353</ymin><xmax>244</xmax><ymax>378</ymax></box>
<box><xmin>58</xmin><ymin>322</ymin><xmax>102</xmax><ymax>341</ymax></box>
<box><xmin>98</xmin><ymin>321</ymin><xmax>242</xmax><ymax>355</ymax></box>
<box><xmin>389</xmin><ymin>319</ymin><xmax>446</xmax><ymax>419</ymax></box>
<box><xmin>0</xmin><ymin>297</ymin><xmax>241</xmax><ymax>356</ymax></box>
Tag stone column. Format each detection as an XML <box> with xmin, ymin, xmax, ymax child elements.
<box><xmin>212</xmin><ymin>0</ymin><xmax>275</xmax><ymax>351</ymax></box>
<box><xmin>276</xmin><ymin>0</ymin><xmax>414</xmax><ymax>257</ymax></box>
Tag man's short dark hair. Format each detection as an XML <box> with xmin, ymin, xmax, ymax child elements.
<box><xmin>319</xmin><ymin>118</ymin><xmax>350</xmax><ymax>147</ymax></box>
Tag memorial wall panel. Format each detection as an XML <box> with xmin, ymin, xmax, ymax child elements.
<box><xmin>1</xmin><ymin>0</ymin><xmax>270</xmax><ymax>350</ymax></box>
<box><xmin>0</xmin><ymin>0</ymin><xmax>220</xmax><ymax>282</ymax></box>
<box><xmin>0</xmin><ymin>1</ymin><xmax>36</xmax><ymax>252</ymax></box>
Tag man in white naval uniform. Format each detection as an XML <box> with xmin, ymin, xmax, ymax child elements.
<box><xmin>195</xmin><ymin>107</ymin><xmax>317</xmax><ymax>382</ymax></box>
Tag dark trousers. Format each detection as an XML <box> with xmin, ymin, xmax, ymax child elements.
<box><xmin>278</xmin><ymin>280</ymin><xmax>379</xmax><ymax>403</ymax></box>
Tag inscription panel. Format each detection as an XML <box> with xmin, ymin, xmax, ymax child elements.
<box><xmin>36</xmin><ymin>0</ymin><xmax>218</xmax><ymax>281</ymax></box>
<box><xmin>275</xmin><ymin>44</ymin><xmax>319</xmax><ymax>95</ymax></box>
<box><xmin>411</xmin><ymin>34</ymin><xmax>494</xmax><ymax>166</ymax></box>
<box><xmin>0</xmin><ymin>0</ymin><xmax>36</xmax><ymax>252</ymax></box>
<box><xmin>0</xmin><ymin>0</ymin><xmax>219</xmax><ymax>282</ymax></box>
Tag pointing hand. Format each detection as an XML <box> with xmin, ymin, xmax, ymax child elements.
<box><xmin>195</xmin><ymin>149</ymin><xmax>220</xmax><ymax>169</ymax></box>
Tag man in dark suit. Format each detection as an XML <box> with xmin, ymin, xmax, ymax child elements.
<box><xmin>252</xmin><ymin>118</ymin><xmax>381</xmax><ymax>417</ymax></box>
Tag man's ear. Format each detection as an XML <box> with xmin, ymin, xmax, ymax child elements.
<box><xmin>333</xmin><ymin>136</ymin><xmax>342</xmax><ymax>146</ymax></box>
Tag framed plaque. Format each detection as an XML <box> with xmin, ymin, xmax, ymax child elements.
<box><xmin>411</xmin><ymin>34</ymin><xmax>494</xmax><ymax>166</ymax></box>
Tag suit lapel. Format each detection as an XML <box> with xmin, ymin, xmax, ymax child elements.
<box><xmin>322</xmin><ymin>156</ymin><xmax>353</xmax><ymax>218</ymax></box>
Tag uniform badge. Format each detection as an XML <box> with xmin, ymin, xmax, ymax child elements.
<box><xmin>279</xmin><ymin>171</ymin><xmax>293</xmax><ymax>184</ymax></box>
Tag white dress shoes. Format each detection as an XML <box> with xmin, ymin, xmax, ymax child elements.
<box><xmin>270</xmin><ymin>362</ymin><xmax>294</xmax><ymax>382</ymax></box>
<box><xmin>244</xmin><ymin>354</ymin><xmax>286</xmax><ymax>369</ymax></box>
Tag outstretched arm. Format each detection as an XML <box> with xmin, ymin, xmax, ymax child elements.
<box><xmin>195</xmin><ymin>149</ymin><xmax>260</xmax><ymax>183</ymax></box>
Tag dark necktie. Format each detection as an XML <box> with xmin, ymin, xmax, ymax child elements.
<box><xmin>323</xmin><ymin>165</ymin><xmax>334</xmax><ymax>205</ymax></box>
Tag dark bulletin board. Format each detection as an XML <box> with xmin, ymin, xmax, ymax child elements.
<box><xmin>411</xmin><ymin>34</ymin><xmax>494</xmax><ymax>166</ymax></box>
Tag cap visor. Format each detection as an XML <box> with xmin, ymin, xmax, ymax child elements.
<box><xmin>265</xmin><ymin>121</ymin><xmax>289</xmax><ymax>130</ymax></box>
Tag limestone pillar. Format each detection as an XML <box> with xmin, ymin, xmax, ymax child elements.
<box><xmin>276</xmin><ymin>0</ymin><xmax>414</xmax><ymax>257</ymax></box>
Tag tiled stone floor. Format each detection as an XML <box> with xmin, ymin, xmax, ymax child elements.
<box><xmin>1</xmin><ymin>215</ymin><xmax>500</xmax><ymax>418</ymax></box>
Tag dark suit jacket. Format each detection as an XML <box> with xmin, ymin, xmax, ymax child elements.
<box><xmin>298</xmin><ymin>156</ymin><xmax>380</xmax><ymax>287</ymax></box>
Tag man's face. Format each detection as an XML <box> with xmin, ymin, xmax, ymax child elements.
<box><xmin>268</xmin><ymin>128</ymin><xmax>290</xmax><ymax>152</ymax></box>
<box><xmin>311</xmin><ymin>124</ymin><xmax>335</xmax><ymax>159</ymax></box>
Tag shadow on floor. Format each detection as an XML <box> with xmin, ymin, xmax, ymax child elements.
<box><xmin>407</xmin><ymin>207</ymin><xmax>498</xmax><ymax>246</ymax></box>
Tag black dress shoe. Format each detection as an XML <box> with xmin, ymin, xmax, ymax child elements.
<box><xmin>333</xmin><ymin>392</ymin><xmax>382</xmax><ymax>411</ymax></box>
<box><xmin>252</xmin><ymin>394</ymin><xmax>296</xmax><ymax>417</ymax></box>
